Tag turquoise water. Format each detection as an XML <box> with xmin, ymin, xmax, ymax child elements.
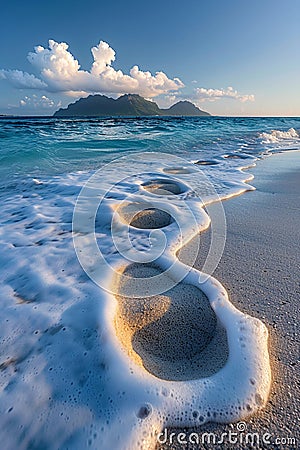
<box><xmin>1</xmin><ymin>116</ymin><xmax>299</xmax><ymax>188</ymax></box>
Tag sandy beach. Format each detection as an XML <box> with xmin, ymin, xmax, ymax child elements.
<box><xmin>157</xmin><ymin>150</ymin><xmax>300</xmax><ymax>449</ymax></box>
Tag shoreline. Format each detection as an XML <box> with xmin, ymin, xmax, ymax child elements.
<box><xmin>159</xmin><ymin>150</ymin><xmax>300</xmax><ymax>449</ymax></box>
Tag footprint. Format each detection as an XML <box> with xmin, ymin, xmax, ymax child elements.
<box><xmin>194</xmin><ymin>160</ymin><xmax>219</xmax><ymax>166</ymax></box>
<box><xmin>223</xmin><ymin>153</ymin><xmax>251</xmax><ymax>159</ymax></box>
<box><xmin>163</xmin><ymin>167</ymin><xmax>196</xmax><ymax>174</ymax></box>
<box><xmin>116</xmin><ymin>201</ymin><xmax>173</xmax><ymax>229</ymax></box>
<box><xmin>130</xmin><ymin>209</ymin><xmax>172</xmax><ymax>229</ymax></box>
<box><xmin>113</xmin><ymin>263</ymin><xmax>229</xmax><ymax>381</ymax></box>
<box><xmin>111</xmin><ymin>258</ymin><xmax>271</xmax><ymax>436</ymax></box>
<box><xmin>141</xmin><ymin>178</ymin><xmax>187</xmax><ymax>195</ymax></box>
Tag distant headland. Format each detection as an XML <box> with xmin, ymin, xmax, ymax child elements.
<box><xmin>53</xmin><ymin>94</ymin><xmax>210</xmax><ymax>117</ymax></box>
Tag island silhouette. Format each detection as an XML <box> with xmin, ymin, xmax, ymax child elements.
<box><xmin>54</xmin><ymin>94</ymin><xmax>210</xmax><ymax>117</ymax></box>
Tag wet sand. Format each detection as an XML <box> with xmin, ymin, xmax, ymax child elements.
<box><xmin>114</xmin><ymin>263</ymin><xmax>229</xmax><ymax>381</ymax></box>
<box><xmin>158</xmin><ymin>151</ymin><xmax>300</xmax><ymax>449</ymax></box>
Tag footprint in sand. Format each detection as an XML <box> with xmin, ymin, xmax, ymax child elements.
<box><xmin>141</xmin><ymin>178</ymin><xmax>188</xmax><ymax>196</ymax></box>
<box><xmin>113</xmin><ymin>263</ymin><xmax>229</xmax><ymax>381</ymax></box>
<box><xmin>163</xmin><ymin>167</ymin><xmax>197</xmax><ymax>175</ymax></box>
<box><xmin>194</xmin><ymin>159</ymin><xmax>219</xmax><ymax>166</ymax></box>
<box><xmin>117</xmin><ymin>202</ymin><xmax>173</xmax><ymax>229</ymax></box>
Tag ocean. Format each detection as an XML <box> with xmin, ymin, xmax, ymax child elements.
<box><xmin>0</xmin><ymin>116</ymin><xmax>299</xmax><ymax>449</ymax></box>
<box><xmin>1</xmin><ymin>116</ymin><xmax>300</xmax><ymax>184</ymax></box>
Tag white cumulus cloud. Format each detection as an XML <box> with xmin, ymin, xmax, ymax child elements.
<box><xmin>0</xmin><ymin>69</ymin><xmax>47</xmax><ymax>89</ymax></box>
<box><xmin>1</xmin><ymin>39</ymin><xmax>184</xmax><ymax>98</ymax></box>
<box><xmin>19</xmin><ymin>94</ymin><xmax>60</xmax><ymax>109</ymax></box>
<box><xmin>156</xmin><ymin>86</ymin><xmax>255</xmax><ymax>109</ymax></box>
<box><xmin>194</xmin><ymin>86</ymin><xmax>254</xmax><ymax>102</ymax></box>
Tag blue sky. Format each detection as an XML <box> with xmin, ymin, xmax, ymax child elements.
<box><xmin>0</xmin><ymin>0</ymin><xmax>299</xmax><ymax>116</ymax></box>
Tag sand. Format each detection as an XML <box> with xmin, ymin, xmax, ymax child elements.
<box><xmin>113</xmin><ymin>263</ymin><xmax>228</xmax><ymax>381</ymax></box>
<box><xmin>159</xmin><ymin>150</ymin><xmax>300</xmax><ymax>449</ymax></box>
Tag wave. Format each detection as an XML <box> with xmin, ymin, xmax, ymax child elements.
<box><xmin>259</xmin><ymin>127</ymin><xmax>299</xmax><ymax>144</ymax></box>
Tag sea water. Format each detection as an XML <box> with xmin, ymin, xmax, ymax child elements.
<box><xmin>0</xmin><ymin>116</ymin><xmax>299</xmax><ymax>449</ymax></box>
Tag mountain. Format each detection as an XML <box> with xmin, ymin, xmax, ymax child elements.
<box><xmin>53</xmin><ymin>94</ymin><xmax>210</xmax><ymax>117</ymax></box>
<box><xmin>161</xmin><ymin>100</ymin><xmax>207</xmax><ymax>116</ymax></box>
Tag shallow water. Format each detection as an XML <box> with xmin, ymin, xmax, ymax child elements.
<box><xmin>0</xmin><ymin>116</ymin><xmax>299</xmax><ymax>183</ymax></box>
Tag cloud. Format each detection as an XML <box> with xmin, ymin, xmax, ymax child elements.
<box><xmin>156</xmin><ymin>86</ymin><xmax>255</xmax><ymax>108</ymax></box>
<box><xmin>194</xmin><ymin>86</ymin><xmax>255</xmax><ymax>102</ymax></box>
<box><xmin>0</xmin><ymin>69</ymin><xmax>47</xmax><ymax>89</ymax></box>
<box><xmin>155</xmin><ymin>94</ymin><xmax>178</xmax><ymax>108</ymax></box>
<box><xmin>1</xmin><ymin>39</ymin><xmax>184</xmax><ymax>98</ymax></box>
<box><xmin>157</xmin><ymin>87</ymin><xmax>255</xmax><ymax>108</ymax></box>
<box><xmin>19</xmin><ymin>94</ymin><xmax>61</xmax><ymax>109</ymax></box>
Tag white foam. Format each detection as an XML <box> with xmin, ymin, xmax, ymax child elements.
<box><xmin>259</xmin><ymin>127</ymin><xmax>299</xmax><ymax>144</ymax></box>
<box><xmin>0</xmin><ymin>152</ymin><xmax>271</xmax><ymax>449</ymax></box>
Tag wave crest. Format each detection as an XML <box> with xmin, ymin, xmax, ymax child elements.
<box><xmin>259</xmin><ymin>127</ymin><xmax>299</xmax><ymax>144</ymax></box>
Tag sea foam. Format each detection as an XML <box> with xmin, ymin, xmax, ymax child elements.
<box><xmin>70</xmin><ymin>153</ymin><xmax>271</xmax><ymax>449</ymax></box>
<box><xmin>259</xmin><ymin>127</ymin><xmax>299</xmax><ymax>144</ymax></box>
<box><xmin>1</xmin><ymin>120</ymin><xmax>299</xmax><ymax>449</ymax></box>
